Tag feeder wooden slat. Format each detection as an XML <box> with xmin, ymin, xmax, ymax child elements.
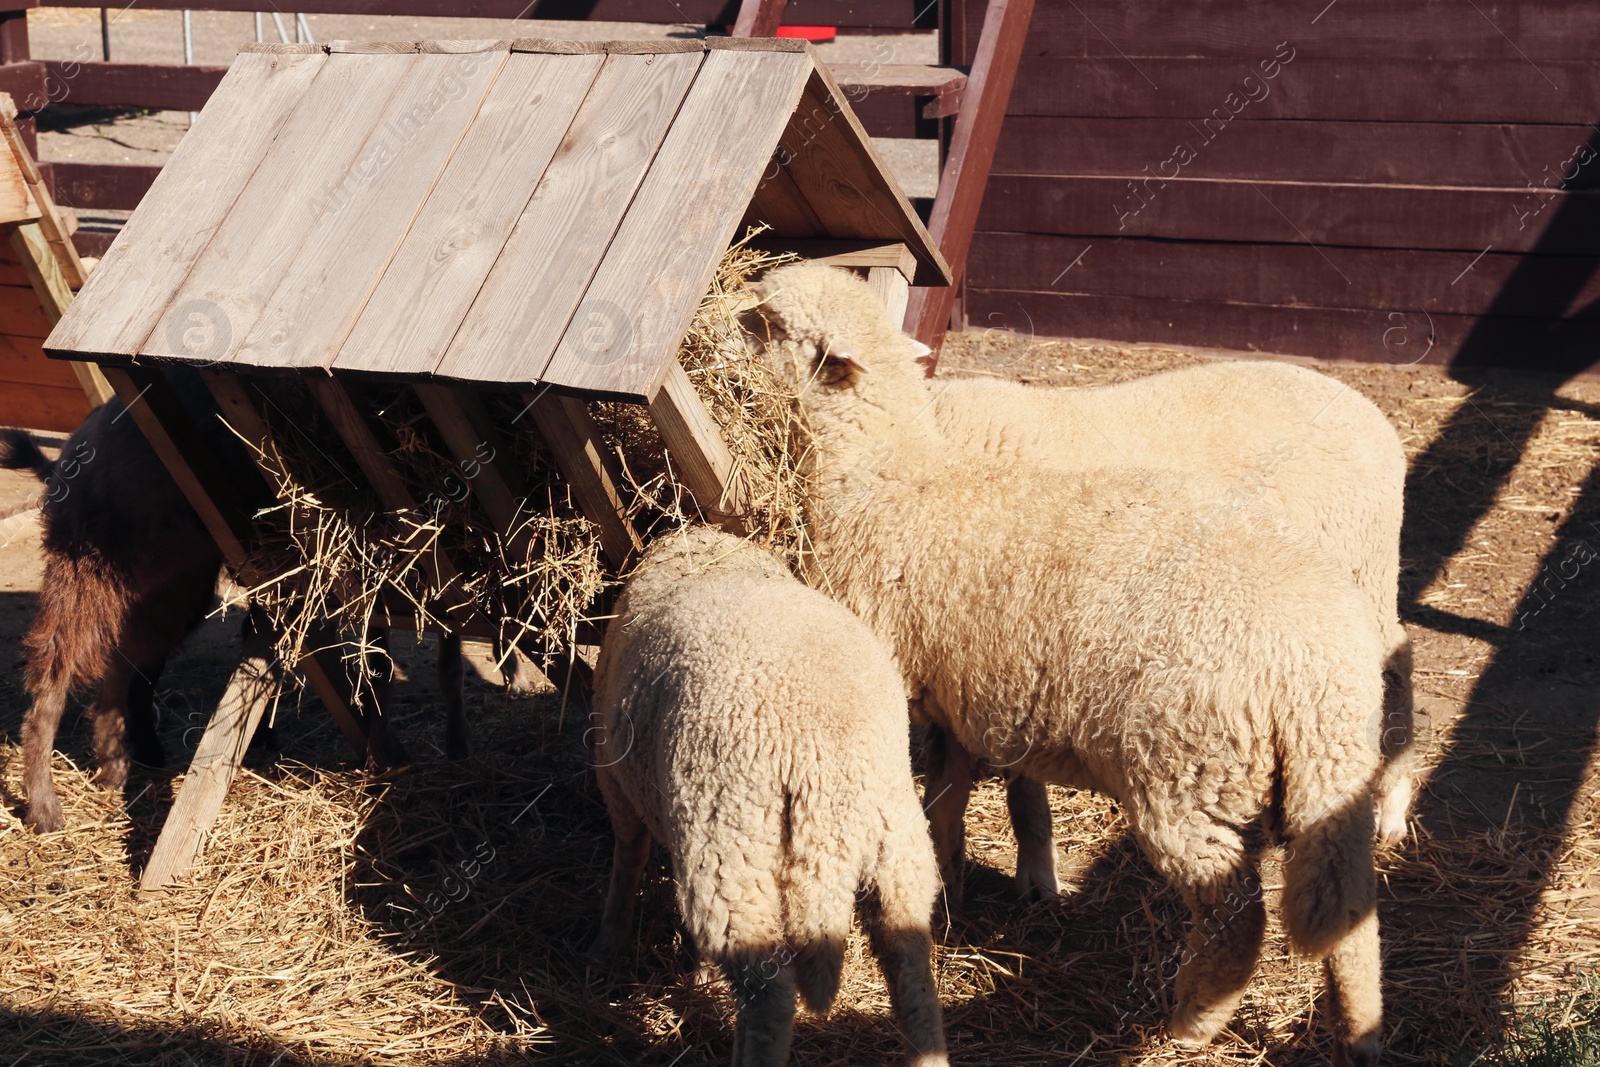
<box><xmin>648</xmin><ymin>361</ymin><xmax>748</xmax><ymax>530</ymax></box>
<box><xmin>540</xmin><ymin>48</ymin><xmax>813</xmax><ymax>400</ymax></box>
<box><xmin>236</xmin><ymin>51</ymin><xmax>509</xmax><ymax>370</ymax></box>
<box><xmin>143</xmin><ymin>54</ymin><xmax>418</xmax><ymax>363</ymax></box>
<box><xmin>337</xmin><ymin>52</ymin><xmax>606</xmax><ymax>377</ymax></box>
<box><xmin>523</xmin><ymin>390</ymin><xmax>642</xmax><ymax>568</ymax></box>
<box><xmin>438</xmin><ymin>50</ymin><xmax>704</xmax><ymax>385</ymax></box>
<box><xmin>742</xmin><ymin>162</ymin><xmax>830</xmax><ymax>239</ymax></box>
<box><xmin>48</xmin><ymin>51</ymin><xmax>326</xmax><ymax>361</ymax></box>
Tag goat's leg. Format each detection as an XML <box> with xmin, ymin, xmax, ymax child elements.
<box><xmin>1005</xmin><ymin>774</ymin><xmax>1059</xmax><ymax>903</ymax></box>
<box><xmin>437</xmin><ymin>632</ymin><xmax>468</xmax><ymax>759</ymax></box>
<box><xmin>89</xmin><ymin>652</ymin><xmax>139</xmax><ymax>789</ymax></box>
<box><xmin>21</xmin><ymin>677</ymin><xmax>71</xmax><ymax>833</ymax></box>
<box><xmin>922</xmin><ymin>724</ymin><xmax>977</xmax><ymax>912</ymax></box>
<box><xmin>123</xmin><ymin>657</ymin><xmax>167</xmax><ymax>768</ymax></box>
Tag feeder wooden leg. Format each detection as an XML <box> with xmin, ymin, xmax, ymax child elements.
<box><xmin>647</xmin><ymin>362</ymin><xmax>749</xmax><ymax>533</ymax></box>
<box><xmin>111</xmin><ymin>366</ymin><xmax>395</xmax><ymax>767</ymax></box>
<box><xmin>140</xmin><ymin>625</ymin><xmax>280</xmax><ymax>891</ymax></box>
<box><xmin>868</xmin><ymin>264</ymin><xmax>911</xmax><ymax>329</ymax></box>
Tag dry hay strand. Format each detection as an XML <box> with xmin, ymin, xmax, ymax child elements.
<box><xmin>236</xmin><ymin>231</ymin><xmax>808</xmax><ymax>695</ymax></box>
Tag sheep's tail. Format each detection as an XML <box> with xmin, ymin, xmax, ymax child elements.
<box><xmin>0</xmin><ymin>428</ymin><xmax>54</xmax><ymax>483</ymax></box>
<box><xmin>1277</xmin><ymin>713</ymin><xmax>1380</xmax><ymax>960</ymax></box>
<box><xmin>781</xmin><ymin>784</ymin><xmax>855</xmax><ymax>1015</ymax></box>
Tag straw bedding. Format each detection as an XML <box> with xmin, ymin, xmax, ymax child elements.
<box><xmin>3</xmin><ymin>322</ymin><xmax>1600</xmax><ymax>1063</ymax></box>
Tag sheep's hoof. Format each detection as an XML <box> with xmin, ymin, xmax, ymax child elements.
<box><xmin>1335</xmin><ymin>1032</ymin><xmax>1381</xmax><ymax>1067</ymax></box>
<box><xmin>1168</xmin><ymin>999</ymin><xmax>1230</xmax><ymax>1047</ymax></box>
<box><xmin>1014</xmin><ymin>857</ymin><xmax>1060</xmax><ymax>905</ymax></box>
<box><xmin>586</xmin><ymin>926</ymin><xmax>626</xmax><ymax>965</ymax></box>
<box><xmin>25</xmin><ymin>796</ymin><xmax>63</xmax><ymax>834</ymax></box>
<box><xmin>1375</xmin><ymin>797</ymin><xmax>1409</xmax><ymax>847</ymax></box>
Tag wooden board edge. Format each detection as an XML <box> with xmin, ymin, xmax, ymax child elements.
<box><xmin>706</xmin><ymin>35</ymin><xmax>812</xmax><ymax>53</ymax></box>
<box><xmin>239</xmin><ymin>42</ymin><xmax>324</xmax><ymax>54</ymax></box>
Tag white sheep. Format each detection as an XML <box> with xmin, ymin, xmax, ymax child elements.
<box><xmin>750</xmin><ymin>261</ymin><xmax>1385</xmax><ymax>1062</ymax></box>
<box><xmin>910</xmin><ymin>359</ymin><xmax>1416</xmax><ymax>903</ymax></box>
<box><xmin>589</xmin><ymin>525</ymin><xmax>948</xmax><ymax>1067</ymax></box>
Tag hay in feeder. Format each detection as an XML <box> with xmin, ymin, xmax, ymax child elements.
<box><xmin>233</xmin><ymin>232</ymin><xmax>808</xmax><ymax>694</ymax></box>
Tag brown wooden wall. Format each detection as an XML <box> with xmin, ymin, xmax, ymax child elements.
<box><xmin>0</xmin><ymin>241</ymin><xmax>89</xmax><ymax>432</ymax></box>
<box><xmin>956</xmin><ymin>0</ymin><xmax>1600</xmax><ymax>375</ymax></box>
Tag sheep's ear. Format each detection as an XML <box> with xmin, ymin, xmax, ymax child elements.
<box><xmin>907</xmin><ymin>339</ymin><xmax>933</xmax><ymax>358</ymax></box>
<box><xmin>818</xmin><ymin>340</ymin><xmax>869</xmax><ymax>385</ymax></box>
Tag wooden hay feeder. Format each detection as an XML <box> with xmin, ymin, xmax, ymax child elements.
<box><xmin>0</xmin><ymin>93</ymin><xmax>112</xmax><ymax>431</ymax></box>
<box><xmin>42</xmin><ymin>36</ymin><xmax>949</xmax><ymax>889</ymax></box>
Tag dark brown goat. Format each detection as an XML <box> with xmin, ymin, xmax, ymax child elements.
<box><xmin>2</xmin><ymin>381</ymin><xmax>474</xmax><ymax>832</ymax></box>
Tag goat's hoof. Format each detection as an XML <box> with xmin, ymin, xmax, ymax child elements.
<box><xmin>93</xmin><ymin>760</ymin><xmax>129</xmax><ymax>791</ymax></box>
<box><xmin>1169</xmin><ymin>999</ymin><xmax>1230</xmax><ymax>1047</ymax></box>
<box><xmin>26</xmin><ymin>797</ymin><xmax>64</xmax><ymax>834</ymax></box>
<box><xmin>1335</xmin><ymin>1033</ymin><xmax>1381</xmax><ymax>1067</ymax></box>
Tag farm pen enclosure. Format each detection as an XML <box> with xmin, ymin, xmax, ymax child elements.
<box><xmin>41</xmin><ymin>36</ymin><xmax>948</xmax><ymax>890</ymax></box>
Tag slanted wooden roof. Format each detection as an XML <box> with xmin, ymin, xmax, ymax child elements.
<box><xmin>46</xmin><ymin>37</ymin><xmax>949</xmax><ymax>403</ymax></box>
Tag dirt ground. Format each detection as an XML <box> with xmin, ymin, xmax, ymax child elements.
<box><xmin>2</xmin><ymin>334</ymin><xmax>1597</xmax><ymax>1065</ymax></box>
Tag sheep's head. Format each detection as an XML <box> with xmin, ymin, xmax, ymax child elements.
<box><xmin>745</xmin><ymin>261</ymin><xmax>931</xmax><ymax>392</ymax></box>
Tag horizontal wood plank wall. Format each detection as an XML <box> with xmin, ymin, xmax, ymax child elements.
<box><xmin>0</xmin><ymin>243</ymin><xmax>88</xmax><ymax>431</ymax></box>
<box><xmin>961</xmin><ymin>0</ymin><xmax>1600</xmax><ymax>372</ymax></box>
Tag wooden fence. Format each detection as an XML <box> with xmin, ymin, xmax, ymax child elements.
<box><xmin>957</xmin><ymin>0</ymin><xmax>1600</xmax><ymax>374</ymax></box>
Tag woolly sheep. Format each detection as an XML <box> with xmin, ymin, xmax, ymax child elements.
<box><xmin>929</xmin><ymin>359</ymin><xmax>1415</xmax><ymax>867</ymax></box>
<box><xmin>749</xmin><ymin>261</ymin><xmax>1385</xmax><ymax>1061</ymax></box>
<box><xmin>589</xmin><ymin>525</ymin><xmax>948</xmax><ymax>1067</ymax></box>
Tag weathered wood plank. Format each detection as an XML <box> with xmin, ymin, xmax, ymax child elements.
<box><xmin>135</xmin><ymin>53</ymin><xmax>418</xmax><ymax>364</ymax></box>
<box><xmin>904</xmin><ymin>0</ymin><xmax>1033</xmax><ymax>347</ymax></box>
<box><xmin>37</xmin><ymin>60</ymin><xmax>228</xmax><ymax>112</ymax></box>
<box><xmin>0</xmin><ymin>379</ymin><xmax>90</xmax><ymax>432</ymax></box>
<box><xmin>991</xmin><ymin>117</ymin><xmax>1600</xmax><ymax>191</ymax></box>
<box><xmin>740</xmin><ymin>158</ymin><xmax>829</xmax><ymax>237</ymax></box>
<box><xmin>963</xmin><ymin>287</ymin><xmax>1600</xmax><ymax>376</ymax></box>
<box><xmin>966</xmin><ymin>234</ymin><xmax>1600</xmax><ymax>319</ymax></box>
<box><xmin>438</xmin><ymin>49</ymin><xmax>703</xmax><ymax>384</ymax></box>
<box><xmin>977</xmin><ymin>175</ymin><xmax>1600</xmax><ymax>254</ymax></box>
<box><xmin>868</xmin><ymin>264</ymin><xmax>910</xmax><ymax>327</ymax></box>
<box><xmin>540</xmin><ymin>48</ymin><xmax>811</xmax><ymax>399</ymax></box>
<box><xmin>233</xmin><ymin>50</ymin><xmax>507</xmax><ymax>369</ymax></box>
<box><xmin>1004</xmin><ymin>56</ymin><xmax>1600</xmax><ymax>124</ymax></box>
<box><xmin>45</xmin><ymin>51</ymin><xmax>326</xmax><ymax>360</ymax></box>
<box><xmin>747</xmin><ymin>237</ymin><xmax>916</xmax><ymax>278</ymax></box>
<box><xmin>140</xmin><ymin>623</ymin><xmax>280</xmax><ymax>891</ymax></box>
<box><xmin>646</xmin><ymin>361</ymin><xmax>748</xmax><ymax>529</ymax></box>
<box><xmin>770</xmin><ymin>63</ymin><xmax>951</xmax><ymax>286</ymax></box>
<box><xmin>523</xmin><ymin>390</ymin><xmax>642</xmax><ymax>568</ymax></box>
<box><xmin>337</xmin><ymin>52</ymin><xmax>604</xmax><ymax>376</ymax></box>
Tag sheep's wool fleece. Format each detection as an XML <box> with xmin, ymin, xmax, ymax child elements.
<box><xmin>755</xmin><ymin>262</ymin><xmax>1385</xmax><ymax>857</ymax></box>
<box><xmin>594</xmin><ymin>526</ymin><xmax>935</xmax><ymax>962</ymax></box>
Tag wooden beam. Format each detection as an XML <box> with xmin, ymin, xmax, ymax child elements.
<box><xmin>4</xmin><ymin>220</ymin><xmax>112</xmax><ymax>405</ymax></box>
<box><xmin>646</xmin><ymin>362</ymin><xmax>748</xmax><ymax>533</ymax></box>
<box><xmin>868</xmin><ymin>265</ymin><xmax>911</xmax><ymax>329</ymax></box>
<box><xmin>746</xmin><ymin>237</ymin><xmax>915</xmax><ymax>280</ymax></box>
<box><xmin>520</xmin><ymin>389</ymin><xmax>642</xmax><ymax>569</ymax></box>
<box><xmin>904</xmin><ymin>0</ymin><xmax>1036</xmax><ymax>350</ymax></box>
<box><xmin>1</xmin><ymin>91</ymin><xmax>86</xmax><ymax>288</ymax></box>
<box><xmin>731</xmin><ymin>0</ymin><xmax>787</xmax><ymax>37</ymax></box>
<box><xmin>140</xmin><ymin>620</ymin><xmax>279</xmax><ymax>891</ymax></box>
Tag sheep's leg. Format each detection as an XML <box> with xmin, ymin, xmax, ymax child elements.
<box><xmin>1130</xmin><ymin>803</ymin><xmax>1265</xmax><ymax>1046</ymax></box>
<box><xmin>922</xmin><ymin>724</ymin><xmax>977</xmax><ymax>911</ymax></box>
<box><xmin>21</xmin><ymin>677</ymin><xmax>70</xmax><ymax>833</ymax></box>
<box><xmin>590</xmin><ymin>786</ymin><xmax>651</xmax><ymax>960</ymax></box>
<box><xmin>1323</xmin><ymin>911</ymin><xmax>1382</xmax><ymax>1067</ymax></box>
<box><xmin>728</xmin><ymin>960</ymin><xmax>797</xmax><ymax>1067</ymax></box>
<box><xmin>89</xmin><ymin>652</ymin><xmax>140</xmax><ymax>790</ymax></box>
<box><xmin>865</xmin><ymin>838</ymin><xmax>949</xmax><ymax>1067</ymax></box>
<box><xmin>1006</xmin><ymin>774</ymin><xmax>1059</xmax><ymax>903</ymax></box>
<box><xmin>1375</xmin><ymin>627</ymin><xmax>1416</xmax><ymax>845</ymax></box>
<box><xmin>437</xmin><ymin>632</ymin><xmax>468</xmax><ymax>759</ymax></box>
